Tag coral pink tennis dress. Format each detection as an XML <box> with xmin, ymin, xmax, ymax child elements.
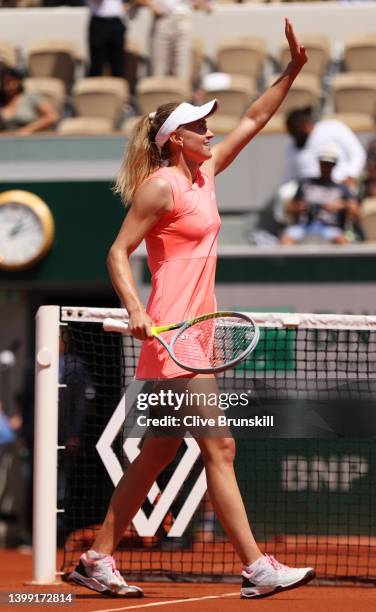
<box><xmin>136</xmin><ymin>165</ymin><xmax>221</xmax><ymax>379</ymax></box>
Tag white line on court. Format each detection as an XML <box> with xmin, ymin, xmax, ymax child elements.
<box><xmin>89</xmin><ymin>591</ymin><xmax>239</xmax><ymax>612</ymax></box>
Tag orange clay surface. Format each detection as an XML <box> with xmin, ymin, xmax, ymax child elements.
<box><xmin>0</xmin><ymin>550</ymin><xmax>375</xmax><ymax>612</ymax></box>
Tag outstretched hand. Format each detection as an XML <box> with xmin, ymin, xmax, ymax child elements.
<box><xmin>285</xmin><ymin>18</ymin><xmax>307</xmax><ymax>71</ymax></box>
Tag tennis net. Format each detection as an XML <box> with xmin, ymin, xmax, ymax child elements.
<box><xmin>57</xmin><ymin>307</ymin><xmax>376</xmax><ymax>584</ymax></box>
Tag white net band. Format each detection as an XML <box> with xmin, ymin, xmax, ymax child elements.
<box><xmin>61</xmin><ymin>306</ymin><xmax>376</xmax><ymax>331</ymax></box>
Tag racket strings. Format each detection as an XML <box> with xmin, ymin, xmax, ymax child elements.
<box><xmin>173</xmin><ymin>316</ymin><xmax>257</xmax><ymax>370</ymax></box>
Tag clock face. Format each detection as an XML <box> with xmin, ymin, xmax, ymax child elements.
<box><xmin>0</xmin><ymin>191</ymin><xmax>54</xmax><ymax>271</ymax></box>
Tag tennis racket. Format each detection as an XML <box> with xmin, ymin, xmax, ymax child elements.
<box><xmin>103</xmin><ymin>311</ymin><xmax>259</xmax><ymax>374</ymax></box>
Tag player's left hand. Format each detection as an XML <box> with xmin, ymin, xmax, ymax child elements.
<box><xmin>285</xmin><ymin>18</ymin><xmax>307</xmax><ymax>71</ymax></box>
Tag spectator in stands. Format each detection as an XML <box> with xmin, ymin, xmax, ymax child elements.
<box><xmin>358</xmin><ymin>138</ymin><xmax>376</xmax><ymax>202</ymax></box>
<box><xmin>86</xmin><ymin>0</ymin><xmax>128</xmax><ymax>77</ymax></box>
<box><xmin>0</xmin><ymin>67</ymin><xmax>58</xmax><ymax>134</ymax></box>
<box><xmin>18</xmin><ymin>361</ymin><xmax>34</xmax><ymax>548</ymax></box>
<box><xmin>139</xmin><ymin>0</ymin><xmax>212</xmax><ymax>82</ymax></box>
<box><xmin>283</xmin><ymin>107</ymin><xmax>366</xmax><ymax>189</ymax></box>
<box><xmin>280</xmin><ymin>143</ymin><xmax>362</xmax><ymax>245</ymax></box>
<box><xmin>0</xmin><ymin>400</ymin><xmax>25</xmax><ymax>547</ymax></box>
<box><xmin>0</xmin><ymin>401</ymin><xmax>17</xmax><ymax>447</ymax></box>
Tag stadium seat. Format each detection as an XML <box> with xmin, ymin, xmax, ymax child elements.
<box><xmin>17</xmin><ymin>0</ymin><xmax>41</xmax><ymax>5</ymax></box>
<box><xmin>24</xmin><ymin>77</ymin><xmax>65</xmax><ymax>112</ymax></box>
<box><xmin>121</xmin><ymin>115</ymin><xmax>142</xmax><ymax>137</ymax></box>
<box><xmin>135</xmin><ymin>76</ymin><xmax>190</xmax><ymax>115</ymax></box>
<box><xmin>259</xmin><ymin>74</ymin><xmax>322</xmax><ymax>135</ymax></box>
<box><xmin>360</xmin><ymin>197</ymin><xmax>376</xmax><ymax>241</ymax></box>
<box><xmin>323</xmin><ymin>113</ymin><xmax>375</xmax><ymax>133</ymax></box>
<box><xmin>216</xmin><ymin>37</ymin><xmax>267</xmax><ymax>81</ymax></box>
<box><xmin>57</xmin><ymin>117</ymin><xmax>114</xmax><ymax>135</ymax></box>
<box><xmin>267</xmin><ymin>73</ymin><xmax>322</xmax><ymax>116</ymax></box>
<box><xmin>27</xmin><ymin>40</ymin><xmax>78</xmax><ymax>89</ymax></box>
<box><xmin>344</xmin><ymin>35</ymin><xmax>376</xmax><ymax>73</ymax></box>
<box><xmin>278</xmin><ymin>35</ymin><xmax>330</xmax><ymax>77</ymax></box>
<box><xmin>0</xmin><ymin>41</ymin><xmax>18</xmax><ymax>68</ymax></box>
<box><xmin>259</xmin><ymin>113</ymin><xmax>286</xmax><ymax>135</ymax></box>
<box><xmin>331</xmin><ymin>73</ymin><xmax>376</xmax><ymax>118</ymax></box>
<box><xmin>72</xmin><ymin>77</ymin><xmax>129</xmax><ymax>126</ymax></box>
<box><xmin>203</xmin><ymin>74</ymin><xmax>257</xmax><ymax>116</ymax></box>
<box><xmin>206</xmin><ymin>114</ymin><xmax>238</xmax><ymax>135</ymax></box>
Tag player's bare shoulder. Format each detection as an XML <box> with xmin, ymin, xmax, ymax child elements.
<box><xmin>133</xmin><ymin>176</ymin><xmax>174</xmax><ymax>218</ymax></box>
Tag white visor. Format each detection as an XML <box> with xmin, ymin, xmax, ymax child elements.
<box><xmin>154</xmin><ymin>99</ymin><xmax>218</xmax><ymax>152</ymax></box>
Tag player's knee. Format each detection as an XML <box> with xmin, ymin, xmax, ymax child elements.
<box><xmin>220</xmin><ymin>437</ymin><xmax>236</xmax><ymax>464</ymax></box>
<box><xmin>200</xmin><ymin>437</ymin><xmax>236</xmax><ymax>465</ymax></box>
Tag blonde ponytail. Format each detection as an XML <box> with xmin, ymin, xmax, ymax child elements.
<box><xmin>114</xmin><ymin>102</ymin><xmax>180</xmax><ymax>206</ymax></box>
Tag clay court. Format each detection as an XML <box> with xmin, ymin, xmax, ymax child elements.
<box><xmin>0</xmin><ymin>550</ymin><xmax>375</xmax><ymax>612</ymax></box>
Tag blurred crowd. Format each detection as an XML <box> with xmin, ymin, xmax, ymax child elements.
<box><xmin>0</xmin><ymin>331</ymin><xmax>95</xmax><ymax>548</ymax></box>
<box><xmin>2</xmin><ymin>0</ymin><xmax>375</xmax><ymax>242</ymax></box>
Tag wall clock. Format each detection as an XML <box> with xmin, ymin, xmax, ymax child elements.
<box><xmin>0</xmin><ymin>190</ymin><xmax>55</xmax><ymax>271</ymax></box>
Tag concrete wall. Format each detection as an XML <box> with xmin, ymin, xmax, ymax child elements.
<box><xmin>0</xmin><ymin>131</ymin><xmax>372</xmax><ymax>212</ymax></box>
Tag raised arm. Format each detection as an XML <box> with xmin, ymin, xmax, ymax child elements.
<box><xmin>210</xmin><ymin>19</ymin><xmax>307</xmax><ymax>176</ymax></box>
<box><xmin>107</xmin><ymin>178</ymin><xmax>173</xmax><ymax>339</ymax></box>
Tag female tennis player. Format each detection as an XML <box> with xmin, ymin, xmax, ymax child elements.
<box><xmin>69</xmin><ymin>19</ymin><xmax>315</xmax><ymax>599</ymax></box>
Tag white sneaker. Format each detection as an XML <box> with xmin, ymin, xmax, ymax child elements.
<box><xmin>68</xmin><ymin>550</ymin><xmax>143</xmax><ymax>598</ymax></box>
<box><xmin>240</xmin><ymin>554</ymin><xmax>315</xmax><ymax>599</ymax></box>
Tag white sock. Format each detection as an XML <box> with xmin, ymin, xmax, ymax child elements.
<box><xmin>87</xmin><ymin>549</ymin><xmax>108</xmax><ymax>560</ymax></box>
<box><xmin>244</xmin><ymin>554</ymin><xmax>265</xmax><ymax>573</ymax></box>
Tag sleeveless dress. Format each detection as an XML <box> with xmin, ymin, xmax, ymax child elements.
<box><xmin>135</xmin><ymin>165</ymin><xmax>221</xmax><ymax>379</ymax></box>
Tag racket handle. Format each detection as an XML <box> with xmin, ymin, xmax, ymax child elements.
<box><xmin>103</xmin><ymin>318</ymin><xmax>131</xmax><ymax>334</ymax></box>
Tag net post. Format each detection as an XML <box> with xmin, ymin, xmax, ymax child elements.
<box><xmin>32</xmin><ymin>305</ymin><xmax>60</xmax><ymax>584</ymax></box>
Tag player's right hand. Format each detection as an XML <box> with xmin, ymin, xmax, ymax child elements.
<box><xmin>128</xmin><ymin>309</ymin><xmax>154</xmax><ymax>341</ymax></box>
<box><xmin>324</xmin><ymin>199</ymin><xmax>345</xmax><ymax>212</ymax></box>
